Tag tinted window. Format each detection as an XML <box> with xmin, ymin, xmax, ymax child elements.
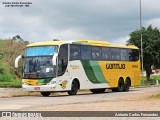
<box><xmin>111</xmin><ymin>48</ymin><xmax>120</xmax><ymax>61</ymax></box>
<box><xmin>91</xmin><ymin>47</ymin><xmax>102</xmax><ymax>60</ymax></box>
<box><xmin>128</xmin><ymin>49</ymin><xmax>139</xmax><ymax>61</ymax></box>
<box><xmin>70</xmin><ymin>45</ymin><xmax>81</xmax><ymax>60</ymax></box>
<box><xmin>121</xmin><ymin>49</ymin><xmax>128</xmax><ymax>61</ymax></box>
<box><xmin>102</xmin><ymin>47</ymin><xmax>111</xmax><ymax>60</ymax></box>
<box><xmin>81</xmin><ymin>45</ymin><xmax>91</xmax><ymax>60</ymax></box>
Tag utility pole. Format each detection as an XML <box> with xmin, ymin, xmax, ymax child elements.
<box><xmin>139</xmin><ymin>0</ymin><xmax>144</xmax><ymax>78</ymax></box>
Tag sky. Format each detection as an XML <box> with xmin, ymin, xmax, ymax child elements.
<box><xmin>0</xmin><ymin>0</ymin><xmax>160</xmax><ymax>45</ymax></box>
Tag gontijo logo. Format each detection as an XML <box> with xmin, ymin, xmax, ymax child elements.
<box><xmin>106</xmin><ymin>64</ymin><xmax>125</xmax><ymax>69</ymax></box>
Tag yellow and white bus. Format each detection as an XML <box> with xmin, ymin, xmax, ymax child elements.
<box><xmin>15</xmin><ymin>40</ymin><xmax>140</xmax><ymax>96</ymax></box>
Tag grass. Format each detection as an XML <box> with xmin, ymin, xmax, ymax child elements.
<box><xmin>0</xmin><ymin>39</ymin><xmax>28</xmax><ymax>88</ymax></box>
<box><xmin>0</xmin><ymin>80</ymin><xmax>21</xmax><ymax>88</ymax></box>
<box><xmin>138</xmin><ymin>75</ymin><xmax>160</xmax><ymax>87</ymax></box>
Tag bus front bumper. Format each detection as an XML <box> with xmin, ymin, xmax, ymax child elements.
<box><xmin>22</xmin><ymin>84</ymin><xmax>56</xmax><ymax>92</ymax></box>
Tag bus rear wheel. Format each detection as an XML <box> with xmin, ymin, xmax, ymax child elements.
<box><xmin>90</xmin><ymin>88</ymin><xmax>106</xmax><ymax>94</ymax></box>
<box><xmin>68</xmin><ymin>80</ymin><xmax>79</xmax><ymax>95</ymax></box>
<box><xmin>41</xmin><ymin>92</ymin><xmax>51</xmax><ymax>97</ymax></box>
<box><xmin>124</xmin><ymin>79</ymin><xmax>130</xmax><ymax>92</ymax></box>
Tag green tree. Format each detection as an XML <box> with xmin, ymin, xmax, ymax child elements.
<box><xmin>12</xmin><ymin>35</ymin><xmax>29</xmax><ymax>44</ymax></box>
<box><xmin>127</xmin><ymin>25</ymin><xmax>160</xmax><ymax>81</ymax></box>
<box><xmin>53</xmin><ymin>39</ymin><xmax>60</xmax><ymax>41</ymax></box>
<box><xmin>12</xmin><ymin>35</ymin><xmax>24</xmax><ymax>42</ymax></box>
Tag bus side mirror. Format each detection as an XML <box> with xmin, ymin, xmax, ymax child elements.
<box><xmin>15</xmin><ymin>55</ymin><xmax>22</xmax><ymax>68</ymax></box>
<box><xmin>52</xmin><ymin>53</ymin><xmax>58</xmax><ymax>66</ymax></box>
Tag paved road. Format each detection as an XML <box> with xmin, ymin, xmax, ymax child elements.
<box><xmin>0</xmin><ymin>87</ymin><xmax>159</xmax><ymax>111</ymax></box>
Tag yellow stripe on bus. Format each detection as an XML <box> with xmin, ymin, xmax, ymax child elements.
<box><xmin>23</xmin><ymin>79</ymin><xmax>38</xmax><ymax>85</ymax></box>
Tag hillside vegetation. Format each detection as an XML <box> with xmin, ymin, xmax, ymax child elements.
<box><xmin>0</xmin><ymin>39</ymin><xmax>28</xmax><ymax>83</ymax></box>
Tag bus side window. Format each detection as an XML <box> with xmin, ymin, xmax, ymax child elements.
<box><xmin>111</xmin><ymin>48</ymin><xmax>120</xmax><ymax>61</ymax></box>
<box><xmin>91</xmin><ymin>46</ymin><xmax>102</xmax><ymax>60</ymax></box>
<box><xmin>133</xmin><ymin>50</ymin><xmax>139</xmax><ymax>61</ymax></box>
<box><xmin>128</xmin><ymin>49</ymin><xmax>139</xmax><ymax>61</ymax></box>
<box><xmin>128</xmin><ymin>49</ymin><xmax>133</xmax><ymax>61</ymax></box>
<box><xmin>102</xmin><ymin>47</ymin><xmax>111</xmax><ymax>60</ymax></box>
<box><xmin>81</xmin><ymin>45</ymin><xmax>91</xmax><ymax>60</ymax></box>
<box><xmin>121</xmin><ymin>49</ymin><xmax>128</xmax><ymax>61</ymax></box>
<box><xmin>70</xmin><ymin>45</ymin><xmax>81</xmax><ymax>60</ymax></box>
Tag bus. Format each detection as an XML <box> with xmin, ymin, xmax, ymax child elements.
<box><xmin>15</xmin><ymin>40</ymin><xmax>140</xmax><ymax>96</ymax></box>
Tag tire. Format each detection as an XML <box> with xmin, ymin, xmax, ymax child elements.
<box><xmin>41</xmin><ymin>92</ymin><xmax>51</xmax><ymax>97</ymax></box>
<box><xmin>90</xmin><ymin>88</ymin><xmax>106</xmax><ymax>94</ymax></box>
<box><xmin>117</xmin><ymin>78</ymin><xmax>124</xmax><ymax>92</ymax></box>
<box><xmin>68</xmin><ymin>80</ymin><xmax>79</xmax><ymax>95</ymax></box>
<box><xmin>124</xmin><ymin>79</ymin><xmax>130</xmax><ymax>92</ymax></box>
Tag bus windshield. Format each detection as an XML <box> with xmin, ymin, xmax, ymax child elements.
<box><xmin>23</xmin><ymin>46</ymin><xmax>58</xmax><ymax>78</ymax></box>
<box><xmin>23</xmin><ymin>56</ymin><xmax>55</xmax><ymax>78</ymax></box>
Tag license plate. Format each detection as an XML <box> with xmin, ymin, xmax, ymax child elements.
<box><xmin>34</xmin><ymin>87</ymin><xmax>40</xmax><ymax>90</ymax></box>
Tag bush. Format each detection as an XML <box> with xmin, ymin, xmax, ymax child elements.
<box><xmin>0</xmin><ymin>73</ymin><xmax>13</xmax><ymax>82</ymax></box>
<box><xmin>0</xmin><ymin>62</ymin><xmax>15</xmax><ymax>82</ymax></box>
<box><xmin>0</xmin><ymin>39</ymin><xmax>28</xmax><ymax>81</ymax></box>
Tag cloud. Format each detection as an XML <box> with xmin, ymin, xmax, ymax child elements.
<box><xmin>112</xmin><ymin>36</ymin><xmax>130</xmax><ymax>45</ymax></box>
<box><xmin>145</xmin><ymin>18</ymin><xmax>160</xmax><ymax>28</ymax></box>
<box><xmin>0</xmin><ymin>0</ymin><xmax>160</xmax><ymax>45</ymax></box>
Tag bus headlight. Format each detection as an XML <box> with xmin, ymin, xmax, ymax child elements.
<box><xmin>22</xmin><ymin>81</ymin><xmax>28</xmax><ymax>85</ymax></box>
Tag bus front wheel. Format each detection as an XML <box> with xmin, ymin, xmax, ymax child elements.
<box><xmin>41</xmin><ymin>92</ymin><xmax>51</xmax><ymax>97</ymax></box>
<box><xmin>117</xmin><ymin>78</ymin><xmax>124</xmax><ymax>92</ymax></box>
<box><xmin>68</xmin><ymin>80</ymin><xmax>79</xmax><ymax>95</ymax></box>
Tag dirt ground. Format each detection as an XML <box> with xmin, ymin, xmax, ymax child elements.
<box><xmin>29</xmin><ymin>89</ymin><xmax>160</xmax><ymax>111</ymax></box>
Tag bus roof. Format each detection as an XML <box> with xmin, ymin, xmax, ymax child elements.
<box><xmin>27</xmin><ymin>41</ymin><xmax>65</xmax><ymax>47</ymax></box>
<box><xmin>27</xmin><ymin>40</ymin><xmax>138</xmax><ymax>49</ymax></box>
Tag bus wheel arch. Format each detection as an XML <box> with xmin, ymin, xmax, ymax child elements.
<box><xmin>124</xmin><ymin>77</ymin><xmax>131</xmax><ymax>92</ymax></box>
<box><xmin>68</xmin><ymin>78</ymin><xmax>80</xmax><ymax>95</ymax></box>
